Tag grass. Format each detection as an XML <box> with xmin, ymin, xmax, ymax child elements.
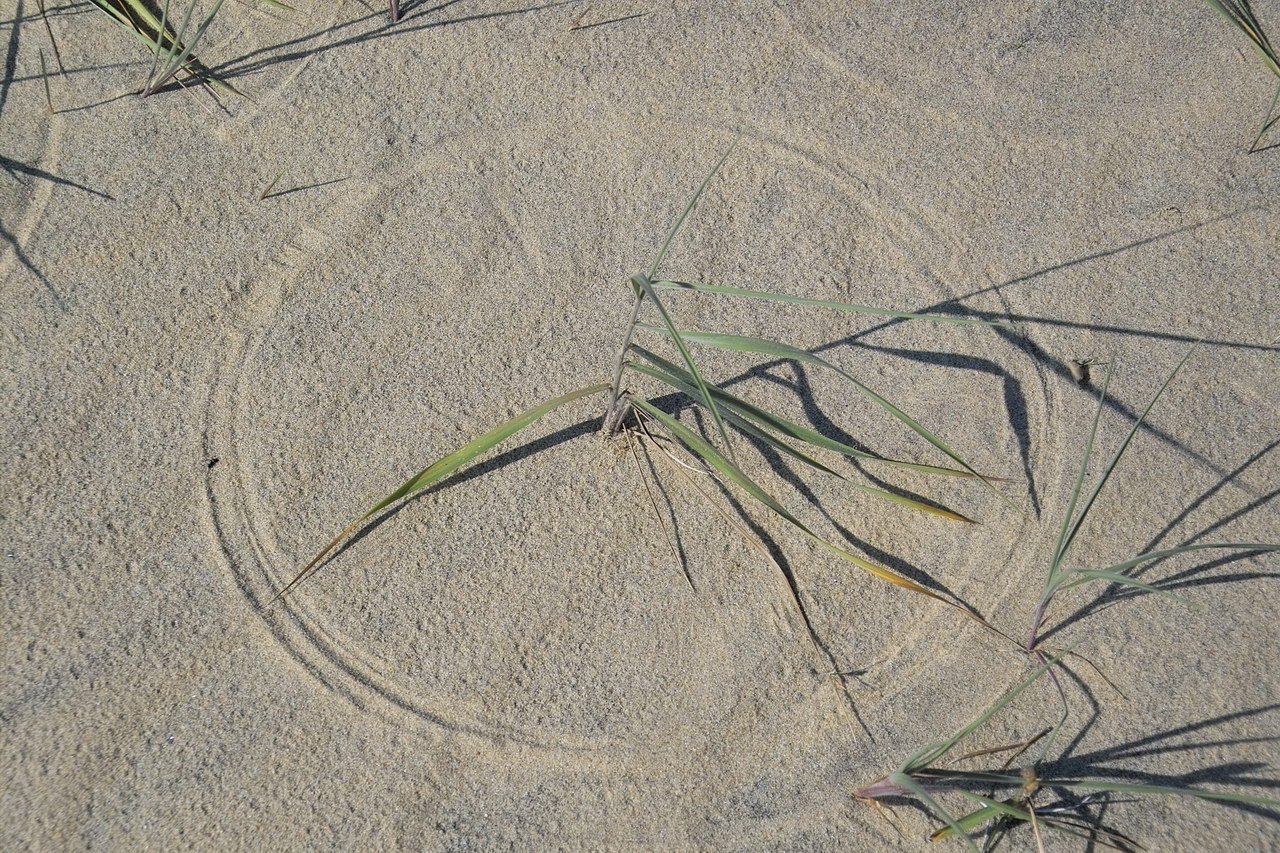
<box><xmin>855</xmin><ymin>356</ymin><xmax>1280</xmax><ymax>850</ymax></box>
<box><xmin>87</xmin><ymin>0</ymin><xmax>232</xmax><ymax>96</ymax></box>
<box><xmin>278</xmin><ymin>142</ymin><xmax>1016</xmax><ymax>644</ymax></box>
<box><xmin>1204</xmin><ymin>0</ymin><xmax>1280</xmax><ymax>151</ymax></box>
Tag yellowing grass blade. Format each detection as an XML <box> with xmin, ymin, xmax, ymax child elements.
<box><xmin>628</xmin><ymin>396</ymin><xmax>965</xmax><ymax>605</ymax></box>
<box><xmin>628</xmin><ymin>358</ymin><xmax>973</xmax><ymax>521</ymax></box>
<box><xmin>628</xmin><ymin>344</ymin><xmax>987</xmax><ymax>478</ymax></box>
<box><xmin>638</xmin><ymin>325</ymin><xmax>1020</xmax><ymax>515</ymax></box>
<box><xmin>276</xmin><ymin>382</ymin><xmax>609</xmax><ymax>602</ymax></box>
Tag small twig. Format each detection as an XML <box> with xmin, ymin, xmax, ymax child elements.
<box><xmin>258</xmin><ymin>168</ymin><xmax>286</xmax><ymax>200</ymax></box>
<box><xmin>569</xmin><ymin>4</ymin><xmax>591</xmax><ymax>29</ymax></box>
<box><xmin>36</xmin><ymin>0</ymin><xmax>66</xmax><ymax>76</ymax></box>
<box><xmin>388</xmin><ymin>0</ymin><xmax>401</xmax><ymax>23</ymax></box>
<box><xmin>39</xmin><ymin>50</ymin><xmax>55</xmax><ymax>114</ymax></box>
<box><xmin>1028</xmin><ymin>800</ymin><xmax>1047</xmax><ymax>853</ymax></box>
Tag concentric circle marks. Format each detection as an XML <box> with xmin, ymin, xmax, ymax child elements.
<box><xmin>203</xmin><ymin>119</ymin><xmax>1055</xmax><ymax>754</ymax></box>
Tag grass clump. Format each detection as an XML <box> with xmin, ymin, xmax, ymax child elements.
<box><xmin>1204</xmin><ymin>0</ymin><xmax>1280</xmax><ymax>151</ymax></box>
<box><xmin>279</xmin><ymin>141</ymin><xmax>1016</xmax><ymax>650</ymax></box>
<box><xmin>88</xmin><ymin>0</ymin><xmax>231</xmax><ymax>96</ymax></box>
<box><xmin>856</xmin><ymin>356</ymin><xmax>1280</xmax><ymax>850</ymax></box>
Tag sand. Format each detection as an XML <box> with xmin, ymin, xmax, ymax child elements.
<box><xmin>3</xmin><ymin>1</ymin><xmax>1279</xmax><ymax>850</ymax></box>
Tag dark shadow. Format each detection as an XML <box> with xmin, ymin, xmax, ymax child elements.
<box><xmin>261</xmin><ymin>176</ymin><xmax>351</xmax><ymax>201</ymax></box>
<box><xmin>5</xmin><ymin>60</ymin><xmax>135</xmax><ymax>85</ymax></box>
<box><xmin>0</xmin><ymin>0</ymin><xmax>22</xmax><ymax>119</ymax></box>
<box><xmin>571</xmin><ymin>12</ymin><xmax>648</xmax><ymax>31</ymax></box>
<box><xmin>47</xmin><ymin>90</ymin><xmax>136</xmax><ymax>113</ymax></box>
<box><xmin>1039</xmin><ymin>704</ymin><xmax>1280</xmax><ymax>825</ymax></box>
<box><xmin>630</xmin><ymin>428</ymin><xmax>694</xmax><ymax>591</ymax></box>
<box><xmin>1</xmin><ymin>219</ymin><xmax>65</xmax><ymax>311</ymax></box>
<box><xmin>0</xmin><ymin>155</ymin><xmax>114</xmax><ymax>198</ymax></box>
<box><xmin>681</xmin><ymin>210</ymin><xmax>1274</xmax><ymax>512</ymax></box>
<box><xmin>211</xmin><ymin>0</ymin><xmax>575</xmax><ymax>82</ymax></box>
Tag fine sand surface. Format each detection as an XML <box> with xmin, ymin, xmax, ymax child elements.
<box><xmin>3</xmin><ymin>1</ymin><xmax>1279</xmax><ymax>850</ymax></box>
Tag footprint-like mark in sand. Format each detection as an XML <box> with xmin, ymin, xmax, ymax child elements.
<box><xmin>201</xmin><ymin>119</ymin><xmax>1057</xmax><ymax>765</ymax></box>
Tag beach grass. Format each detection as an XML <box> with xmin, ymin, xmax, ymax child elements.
<box><xmin>280</xmin><ymin>142</ymin><xmax>1015</xmax><ymax>641</ymax></box>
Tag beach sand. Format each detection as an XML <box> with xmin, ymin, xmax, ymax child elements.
<box><xmin>3</xmin><ymin>1</ymin><xmax>1279</xmax><ymax>849</ymax></box>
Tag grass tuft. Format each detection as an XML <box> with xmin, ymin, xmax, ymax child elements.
<box><xmin>1203</xmin><ymin>0</ymin><xmax>1280</xmax><ymax>150</ymax></box>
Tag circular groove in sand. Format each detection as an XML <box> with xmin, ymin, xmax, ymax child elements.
<box><xmin>200</xmin><ymin>121</ymin><xmax>1057</xmax><ymax>761</ymax></box>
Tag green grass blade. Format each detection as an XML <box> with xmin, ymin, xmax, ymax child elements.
<box><xmin>1204</xmin><ymin>0</ymin><xmax>1280</xmax><ymax>77</ymax></box>
<box><xmin>629</xmin><ymin>345</ymin><xmax>983</xmax><ymax>478</ymax></box>
<box><xmin>148</xmin><ymin>0</ymin><xmax>225</xmax><ymax>95</ymax></box>
<box><xmin>1051</xmin><ymin>778</ymin><xmax>1280</xmax><ymax>808</ymax></box>
<box><xmin>638</xmin><ymin>325</ymin><xmax>1019</xmax><ymax>514</ymax></box>
<box><xmin>931</xmin><ymin>794</ymin><xmax>1030</xmax><ymax>841</ymax></box>
<box><xmin>1251</xmin><ymin>80</ymin><xmax>1280</xmax><ymax>150</ymax></box>
<box><xmin>647</xmin><ymin>137</ymin><xmax>739</xmax><ymax>278</ymax></box>
<box><xmin>652</xmin><ymin>280</ymin><xmax>1011</xmax><ymax>328</ymax></box>
<box><xmin>1049</xmin><ymin>348</ymin><xmax>1197</xmax><ymax>592</ymax></box>
<box><xmin>1094</xmin><ymin>542</ymin><xmax>1280</xmax><ymax>578</ymax></box>
<box><xmin>906</xmin><ymin>651</ymin><xmax>1064</xmax><ymax>772</ymax></box>
<box><xmin>275</xmin><ymin>382</ymin><xmax>609</xmax><ymax>602</ymax></box>
<box><xmin>632</xmin><ymin>274</ymin><xmax>736</xmax><ymax>462</ymax></box>
<box><xmin>627</xmin><ymin>358</ymin><xmax>974</xmax><ymax>521</ymax></box>
<box><xmin>1047</xmin><ymin>363</ymin><xmax>1114</xmax><ymax>591</ymax></box>
<box><xmin>890</xmin><ymin>772</ymin><xmax>979</xmax><ymax>853</ymax></box>
<box><xmin>629</xmin><ymin>396</ymin><xmax>958</xmax><ymax>602</ymax></box>
<box><xmin>1056</xmin><ymin>570</ymin><xmax>1199</xmax><ymax>606</ymax></box>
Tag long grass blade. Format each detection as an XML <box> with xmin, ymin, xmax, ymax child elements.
<box><xmin>1204</xmin><ymin>0</ymin><xmax>1280</xmax><ymax>77</ymax></box>
<box><xmin>906</xmin><ymin>651</ymin><xmax>1064</xmax><ymax>772</ymax></box>
<box><xmin>627</xmin><ymin>358</ymin><xmax>973</xmax><ymax>521</ymax></box>
<box><xmin>629</xmin><ymin>345</ymin><xmax>986</xmax><ymax>478</ymax></box>
<box><xmin>632</xmin><ymin>274</ymin><xmax>736</xmax><ymax>462</ymax></box>
<box><xmin>1050</xmin><ymin>778</ymin><xmax>1280</xmax><ymax>808</ymax></box>
<box><xmin>637</xmin><ymin>325</ymin><xmax>1019</xmax><ymax>513</ymax></box>
<box><xmin>652</xmin><ymin>280</ymin><xmax>1011</xmax><ymax>327</ymax></box>
<box><xmin>889</xmin><ymin>772</ymin><xmax>979</xmax><ymax>853</ymax></box>
<box><xmin>276</xmin><ymin>382</ymin><xmax>609</xmax><ymax>602</ymax></box>
<box><xmin>647</xmin><ymin>137</ymin><xmax>739</xmax><ymax>278</ymax></box>
<box><xmin>1047</xmin><ymin>363</ymin><xmax>1113</xmax><ymax>589</ymax></box>
<box><xmin>629</xmin><ymin>396</ymin><xmax>962</xmax><ymax>604</ymax></box>
<box><xmin>147</xmin><ymin>0</ymin><xmax>226</xmax><ymax>96</ymax></box>
<box><xmin>1049</xmin><ymin>348</ymin><xmax>1197</xmax><ymax>590</ymax></box>
<box><xmin>1092</xmin><ymin>542</ymin><xmax>1280</xmax><ymax>579</ymax></box>
<box><xmin>1055</xmin><ymin>570</ymin><xmax>1198</xmax><ymax>606</ymax></box>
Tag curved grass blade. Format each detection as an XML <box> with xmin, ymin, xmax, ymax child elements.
<box><xmin>629</xmin><ymin>344</ymin><xmax>989</xmax><ymax>478</ymax></box>
<box><xmin>1091</xmin><ymin>542</ymin><xmax>1280</xmax><ymax>580</ymax></box>
<box><xmin>1055</xmin><ymin>570</ymin><xmax>1198</xmax><ymax>606</ymax></box>
<box><xmin>275</xmin><ymin>382</ymin><xmax>609</xmax><ymax>602</ymax></box>
<box><xmin>889</xmin><ymin>772</ymin><xmax>978</xmax><ymax>853</ymax></box>
<box><xmin>627</xmin><ymin>358</ymin><xmax>973</xmax><ymax>521</ymax></box>
<box><xmin>632</xmin><ymin>274</ymin><xmax>735</xmax><ymax>462</ymax></box>
<box><xmin>1204</xmin><ymin>0</ymin><xmax>1280</xmax><ymax>78</ymax></box>
<box><xmin>1049</xmin><ymin>778</ymin><xmax>1280</xmax><ymax>808</ymax></box>
<box><xmin>629</xmin><ymin>396</ymin><xmax>968</xmax><ymax>607</ymax></box>
<box><xmin>1049</xmin><ymin>348</ymin><xmax>1197</xmax><ymax>591</ymax></box>
<box><xmin>637</xmin><ymin>325</ymin><xmax>1019</xmax><ymax>514</ymax></box>
<box><xmin>906</xmin><ymin>651</ymin><xmax>1065</xmax><ymax>772</ymax></box>
<box><xmin>652</xmin><ymin>280</ymin><xmax>1011</xmax><ymax>327</ymax></box>
<box><xmin>647</xmin><ymin>136</ymin><xmax>740</xmax><ymax>278</ymax></box>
